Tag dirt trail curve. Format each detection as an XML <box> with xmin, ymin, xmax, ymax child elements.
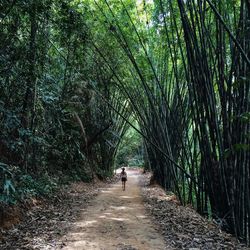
<box><xmin>62</xmin><ymin>169</ymin><xmax>168</xmax><ymax>250</ymax></box>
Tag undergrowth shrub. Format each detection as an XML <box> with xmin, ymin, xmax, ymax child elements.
<box><xmin>60</xmin><ymin>167</ymin><xmax>93</xmax><ymax>184</ymax></box>
<box><xmin>17</xmin><ymin>173</ymin><xmax>59</xmax><ymax>199</ymax></box>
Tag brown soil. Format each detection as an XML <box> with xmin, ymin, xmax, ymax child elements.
<box><xmin>1</xmin><ymin>169</ymin><xmax>248</xmax><ymax>250</ymax></box>
<box><xmin>0</xmin><ymin>205</ymin><xmax>22</xmax><ymax>229</ymax></box>
<box><xmin>0</xmin><ymin>179</ymin><xmax>113</xmax><ymax>249</ymax></box>
<box><xmin>61</xmin><ymin>169</ymin><xmax>168</xmax><ymax>250</ymax></box>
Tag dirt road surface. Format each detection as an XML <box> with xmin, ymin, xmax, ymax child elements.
<box><xmin>62</xmin><ymin>169</ymin><xmax>168</xmax><ymax>250</ymax></box>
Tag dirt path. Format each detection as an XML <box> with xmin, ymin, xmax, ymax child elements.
<box><xmin>61</xmin><ymin>169</ymin><xmax>168</xmax><ymax>250</ymax></box>
<box><xmin>1</xmin><ymin>170</ymin><xmax>248</xmax><ymax>249</ymax></box>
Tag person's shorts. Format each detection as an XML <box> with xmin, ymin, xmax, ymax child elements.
<box><xmin>121</xmin><ymin>177</ymin><xmax>127</xmax><ymax>182</ymax></box>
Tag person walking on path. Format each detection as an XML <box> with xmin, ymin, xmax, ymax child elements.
<box><xmin>120</xmin><ymin>167</ymin><xmax>127</xmax><ymax>191</ymax></box>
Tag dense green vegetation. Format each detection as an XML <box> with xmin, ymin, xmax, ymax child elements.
<box><xmin>0</xmin><ymin>0</ymin><xmax>249</xmax><ymax>245</ymax></box>
<box><xmin>0</xmin><ymin>0</ymin><xmax>130</xmax><ymax>201</ymax></box>
<box><xmin>116</xmin><ymin>125</ymin><xmax>144</xmax><ymax>167</ymax></box>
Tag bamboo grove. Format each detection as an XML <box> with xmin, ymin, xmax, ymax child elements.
<box><xmin>0</xmin><ymin>0</ymin><xmax>250</xmax><ymax>245</ymax></box>
<box><xmin>84</xmin><ymin>0</ymin><xmax>250</xmax><ymax>244</ymax></box>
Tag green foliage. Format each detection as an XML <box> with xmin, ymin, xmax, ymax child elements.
<box><xmin>17</xmin><ymin>173</ymin><xmax>58</xmax><ymax>199</ymax></box>
<box><xmin>60</xmin><ymin>167</ymin><xmax>93</xmax><ymax>184</ymax></box>
<box><xmin>0</xmin><ymin>0</ymin><xmax>130</xmax><ymax>208</ymax></box>
<box><xmin>0</xmin><ymin>163</ymin><xmax>16</xmax><ymax>204</ymax></box>
<box><xmin>116</xmin><ymin>125</ymin><xmax>144</xmax><ymax>167</ymax></box>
